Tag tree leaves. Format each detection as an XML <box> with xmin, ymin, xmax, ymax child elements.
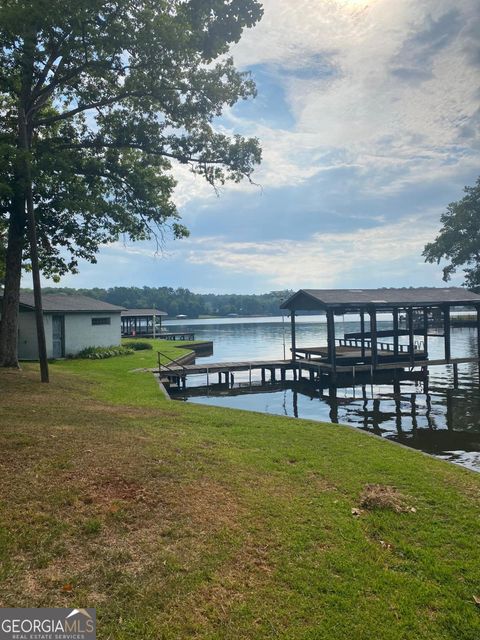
<box><xmin>423</xmin><ymin>177</ymin><xmax>480</xmax><ymax>290</ymax></box>
<box><xmin>0</xmin><ymin>0</ymin><xmax>263</xmax><ymax>277</ymax></box>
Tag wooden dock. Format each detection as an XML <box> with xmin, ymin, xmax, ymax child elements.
<box><xmin>158</xmin><ymin>354</ymin><xmax>480</xmax><ymax>391</ymax></box>
<box><xmin>161</xmin><ymin>331</ymin><xmax>195</xmax><ymax>341</ymax></box>
<box><xmin>160</xmin><ymin>359</ymin><xmax>294</xmax><ymax>388</ymax></box>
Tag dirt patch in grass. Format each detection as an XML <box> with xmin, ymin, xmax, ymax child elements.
<box><xmin>178</xmin><ymin>479</ymin><xmax>242</xmax><ymax>532</ymax></box>
<box><xmin>1</xmin><ymin>473</ymin><xmax>245</xmax><ymax>607</ymax></box>
<box><xmin>359</xmin><ymin>484</ymin><xmax>414</xmax><ymax>513</ymax></box>
<box><xmin>169</xmin><ymin>532</ymin><xmax>275</xmax><ymax>632</ymax></box>
<box><xmin>0</xmin><ymin>368</ymin><xmax>248</xmax><ymax>609</ymax></box>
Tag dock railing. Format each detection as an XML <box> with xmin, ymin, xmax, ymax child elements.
<box><xmin>157</xmin><ymin>350</ymin><xmax>188</xmax><ymax>376</ymax></box>
<box><xmin>335</xmin><ymin>338</ymin><xmax>425</xmax><ymax>353</ymax></box>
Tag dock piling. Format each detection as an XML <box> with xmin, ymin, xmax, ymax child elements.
<box><xmin>453</xmin><ymin>362</ymin><xmax>459</xmax><ymax>388</ymax></box>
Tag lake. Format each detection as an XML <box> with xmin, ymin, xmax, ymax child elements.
<box><xmin>164</xmin><ymin>316</ymin><xmax>480</xmax><ymax>472</ymax></box>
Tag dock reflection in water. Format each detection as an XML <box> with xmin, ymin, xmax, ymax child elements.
<box><xmin>166</xmin><ymin>317</ymin><xmax>480</xmax><ymax>471</ymax></box>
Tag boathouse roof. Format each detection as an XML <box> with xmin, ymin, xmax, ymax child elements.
<box><xmin>121</xmin><ymin>308</ymin><xmax>168</xmax><ymax>317</ymax></box>
<box><xmin>280</xmin><ymin>287</ymin><xmax>480</xmax><ymax>311</ymax></box>
<box><xmin>19</xmin><ymin>293</ymin><xmax>125</xmax><ymax>313</ymax></box>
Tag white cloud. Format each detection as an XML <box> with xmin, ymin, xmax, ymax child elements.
<box><xmin>171</xmin><ymin>0</ymin><xmax>479</xmax><ymax>208</ymax></box>
<box><xmin>180</xmin><ymin>214</ymin><xmax>444</xmax><ymax>288</ymax></box>
<box><xmin>224</xmin><ymin>0</ymin><xmax>480</xmax><ymax>193</ymax></box>
<box><xmin>41</xmin><ymin>1</ymin><xmax>479</xmax><ymax>293</ymax></box>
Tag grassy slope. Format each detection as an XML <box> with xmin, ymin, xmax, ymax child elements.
<box><xmin>0</xmin><ymin>340</ymin><xmax>479</xmax><ymax>640</ymax></box>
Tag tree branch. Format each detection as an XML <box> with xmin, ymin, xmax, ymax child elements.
<box><xmin>34</xmin><ymin>91</ymin><xmax>143</xmax><ymax>126</ymax></box>
<box><xmin>53</xmin><ymin>139</ymin><xmax>245</xmax><ymax>170</ymax></box>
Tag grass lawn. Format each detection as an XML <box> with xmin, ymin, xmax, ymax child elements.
<box><xmin>0</xmin><ymin>339</ymin><xmax>479</xmax><ymax>639</ymax></box>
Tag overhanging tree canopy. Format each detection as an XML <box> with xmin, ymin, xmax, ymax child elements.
<box><xmin>0</xmin><ymin>0</ymin><xmax>263</xmax><ymax>367</ymax></box>
<box><xmin>423</xmin><ymin>177</ymin><xmax>480</xmax><ymax>290</ymax></box>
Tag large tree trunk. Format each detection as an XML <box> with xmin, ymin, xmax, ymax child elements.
<box><xmin>0</xmin><ymin>201</ymin><xmax>26</xmax><ymax>367</ymax></box>
<box><xmin>0</xmin><ymin>28</ymin><xmax>40</xmax><ymax>370</ymax></box>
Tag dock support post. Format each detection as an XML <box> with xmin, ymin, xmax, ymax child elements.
<box><xmin>218</xmin><ymin>372</ymin><xmax>222</xmax><ymax>384</ymax></box>
<box><xmin>329</xmin><ymin>405</ymin><xmax>339</xmax><ymax>424</ymax></box>
<box><xmin>261</xmin><ymin>368</ymin><xmax>266</xmax><ymax>384</ymax></box>
<box><xmin>281</xmin><ymin>368</ymin><xmax>286</xmax><ymax>382</ymax></box>
<box><xmin>423</xmin><ymin>308</ymin><xmax>429</xmax><ymax>356</ymax></box>
<box><xmin>426</xmin><ymin>390</ymin><xmax>433</xmax><ymax>428</ymax></box>
<box><xmin>446</xmin><ymin>389</ymin><xmax>453</xmax><ymax>430</ymax></box>
<box><xmin>423</xmin><ymin>368</ymin><xmax>429</xmax><ymax>395</ymax></box>
<box><xmin>443</xmin><ymin>305</ymin><xmax>451</xmax><ymax>363</ymax></box>
<box><xmin>395</xmin><ymin>392</ymin><xmax>402</xmax><ymax>434</ymax></box>
<box><xmin>393</xmin><ymin>308</ymin><xmax>399</xmax><ymax>357</ymax></box>
<box><xmin>309</xmin><ymin>369</ymin><xmax>315</xmax><ymax>383</ymax></box>
<box><xmin>393</xmin><ymin>370</ymin><xmax>401</xmax><ymax>397</ymax></box>
<box><xmin>453</xmin><ymin>362</ymin><xmax>459</xmax><ymax>388</ymax></box>
<box><xmin>369</xmin><ymin>307</ymin><xmax>378</xmax><ymax>370</ymax></box>
<box><xmin>249</xmin><ymin>365</ymin><xmax>252</xmax><ymax>386</ymax></box>
<box><xmin>290</xmin><ymin>312</ymin><xmax>298</xmax><ymax>381</ymax></box>
<box><xmin>230</xmin><ymin>373</ymin><xmax>235</xmax><ymax>387</ymax></box>
<box><xmin>327</xmin><ymin>309</ymin><xmax>337</xmax><ymax>379</ymax></box>
<box><xmin>360</xmin><ymin>309</ymin><xmax>366</xmax><ymax>359</ymax></box>
<box><xmin>407</xmin><ymin>307</ymin><xmax>414</xmax><ymax>367</ymax></box>
<box><xmin>410</xmin><ymin>394</ymin><xmax>418</xmax><ymax>434</ymax></box>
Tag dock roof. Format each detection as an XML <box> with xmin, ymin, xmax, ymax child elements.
<box><xmin>121</xmin><ymin>308</ymin><xmax>167</xmax><ymax>317</ymax></box>
<box><xmin>280</xmin><ymin>287</ymin><xmax>480</xmax><ymax>311</ymax></box>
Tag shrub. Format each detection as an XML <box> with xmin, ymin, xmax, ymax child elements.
<box><xmin>123</xmin><ymin>341</ymin><xmax>153</xmax><ymax>351</ymax></box>
<box><xmin>75</xmin><ymin>345</ymin><xmax>134</xmax><ymax>360</ymax></box>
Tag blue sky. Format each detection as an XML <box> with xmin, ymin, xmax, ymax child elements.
<box><xmin>45</xmin><ymin>0</ymin><xmax>480</xmax><ymax>293</ymax></box>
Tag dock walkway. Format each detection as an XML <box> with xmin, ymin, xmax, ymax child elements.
<box><xmin>160</xmin><ymin>359</ymin><xmax>293</xmax><ymax>387</ymax></box>
<box><xmin>159</xmin><ymin>355</ymin><xmax>480</xmax><ymax>390</ymax></box>
<box><xmin>161</xmin><ymin>331</ymin><xmax>195</xmax><ymax>341</ymax></box>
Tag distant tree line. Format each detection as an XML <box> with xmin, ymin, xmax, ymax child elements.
<box><xmin>31</xmin><ymin>287</ymin><xmax>294</xmax><ymax>318</ymax></box>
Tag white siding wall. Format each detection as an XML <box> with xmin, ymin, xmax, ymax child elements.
<box><xmin>64</xmin><ymin>312</ymin><xmax>121</xmax><ymax>356</ymax></box>
<box><xmin>18</xmin><ymin>311</ymin><xmax>121</xmax><ymax>359</ymax></box>
<box><xmin>18</xmin><ymin>311</ymin><xmax>53</xmax><ymax>360</ymax></box>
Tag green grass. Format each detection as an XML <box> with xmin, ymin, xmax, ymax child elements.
<box><xmin>0</xmin><ymin>338</ymin><xmax>479</xmax><ymax>639</ymax></box>
<box><xmin>54</xmin><ymin>337</ymin><xmax>192</xmax><ymax>405</ymax></box>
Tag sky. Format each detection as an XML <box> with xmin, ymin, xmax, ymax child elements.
<box><xmin>44</xmin><ymin>0</ymin><xmax>480</xmax><ymax>294</ymax></box>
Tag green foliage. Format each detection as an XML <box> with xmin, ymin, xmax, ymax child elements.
<box><xmin>0</xmin><ymin>0</ymin><xmax>263</xmax><ymax>277</ymax></box>
<box><xmin>423</xmin><ymin>177</ymin><xmax>480</xmax><ymax>289</ymax></box>
<box><xmin>36</xmin><ymin>286</ymin><xmax>294</xmax><ymax>317</ymax></box>
<box><xmin>74</xmin><ymin>345</ymin><xmax>134</xmax><ymax>360</ymax></box>
<box><xmin>123</xmin><ymin>340</ymin><xmax>153</xmax><ymax>351</ymax></box>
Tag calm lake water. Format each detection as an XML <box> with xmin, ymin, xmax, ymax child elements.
<box><xmin>164</xmin><ymin>316</ymin><xmax>480</xmax><ymax>472</ymax></box>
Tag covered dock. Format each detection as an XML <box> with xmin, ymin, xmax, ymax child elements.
<box><xmin>121</xmin><ymin>308</ymin><xmax>167</xmax><ymax>338</ymax></box>
<box><xmin>280</xmin><ymin>287</ymin><xmax>480</xmax><ymax>382</ymax></box>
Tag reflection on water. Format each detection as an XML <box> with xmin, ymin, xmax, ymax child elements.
<box><xmin>165</xmin><ymin>316</ymin><xmax>480</xmax><ymax>471</ymax></box>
